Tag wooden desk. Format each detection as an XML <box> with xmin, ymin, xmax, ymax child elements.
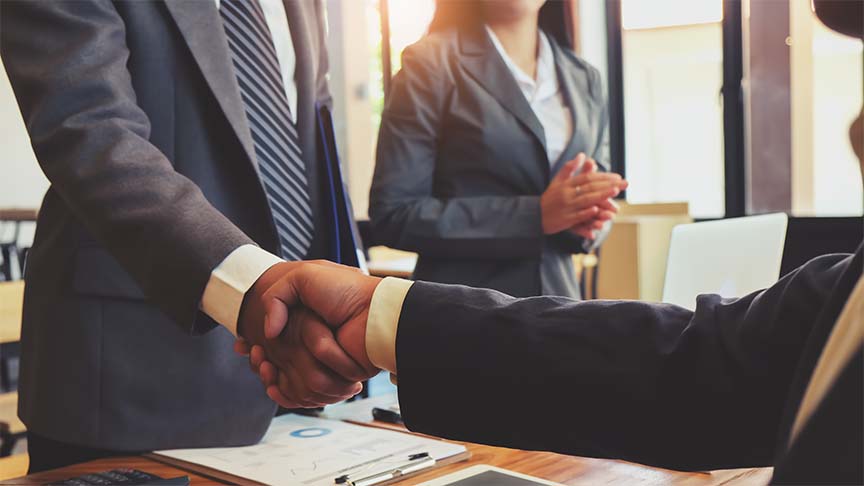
<box><xmin>367</xmin><ymin>257</ymin><xmax>416</xmax><ymax>279</ymax></box>
<box><xmin>0</xmin><ymin>209</ymin><xmax>38</xmax><ymax>223</ymax></box>
<box><xmin>0</xmin><ymin>392</ymin><xmax>772</xmax><ymax>485</ymax></box>
<box><xmin>0</xmin><ymin>442</ymin><xmax>772</xmax><ymax>485</ymax></box>
<box><xmin>367</xmin><ymin>247</ymin><xmax>417</xmax><ymax>279</ymax></box>
<box><xmin>0</xmin><ymin>282</ymin><xmax>23</xmax><ymax>345</ymax></box>
<box><xmin>0</xmin><ymin>393</ymin><xmax>25</xmax><ymax>436</ymax></box>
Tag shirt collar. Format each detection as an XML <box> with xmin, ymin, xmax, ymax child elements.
<box><xmin>484</xmin><ymin>25</ymin><xmax>558</xmax><ymax>103</ymax></box>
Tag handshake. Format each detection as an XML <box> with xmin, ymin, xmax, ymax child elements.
<box><xmin>233</xmin><ymin>153</ymin><xmax>628</xmax><ymax>409</ymax></box>
<box><xmin>234</xmin><ymin>260</ymin><xmax>384</xmax><ymax>409</ymax></box>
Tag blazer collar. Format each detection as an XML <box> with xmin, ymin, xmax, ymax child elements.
<box><xmin>549</xmin><ymin>39</ymin><xmax>584</xmax><ymax>173</ymax></box>
<box><xmin>163</xmin><ymin>0</ymin><xmax>258</xmax><ymax>170</ymax></box>
<box><xmin>458</xmin><ymin>25</ymin><xmax>548</xmax><ymax>164</ymax></box>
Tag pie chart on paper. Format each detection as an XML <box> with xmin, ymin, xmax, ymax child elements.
<box><xmin>290</xmin><ymin>427</ymin><xmax>332</xmax><ymax>439</ymax></box>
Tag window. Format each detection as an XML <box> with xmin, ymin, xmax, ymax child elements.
<box><xmin>331</xmin><ymin>0</ymin><xmax>862</xmax><ymax>220</ymax></box>
<box><xmin>384</xmin><ymin>0</ymin><xmax>436</xmax><ymax>77</ymax></box>
<box><xmin>743</xmin><ymin>0</ymin><xmax>863</xmax><ymax>216</ymax></box>
<box><xmin>790</xmin><ymin>1</ymin><xmax>863</xmax><ymax>216</ymax></box>
<box><xmin>325</xmin><ymin>0</ymin><xmax>435</xmax><ymax>219</ymax></box>
<box><xmin>620</xmin><ymin>0</ymin><xmax>726</xmax><ymax>218</ymax></box>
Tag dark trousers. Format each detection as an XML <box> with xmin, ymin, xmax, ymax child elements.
<box><xmin>27</xmin><ymin>433</ymin><xmax>142</xmax><ymax>474</ymax></box>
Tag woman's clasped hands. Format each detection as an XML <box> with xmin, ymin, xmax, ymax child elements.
<box><xmin>540</xmin><ymin>152</ymin><xmax>628</xmax><ymax>240</ymax></box>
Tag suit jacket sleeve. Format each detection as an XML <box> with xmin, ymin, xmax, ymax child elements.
<box><xmin>395</xmin><ymin>251</ymin><xmax>860</xmax><ymax>471</ymax></box>
<box><xmin>369</xmin><ymin>45</ymin><xmax>545</xmax><ymax>260</ymax></box>
<box><xmin>0</xmin><ymin>1</ymin><xmax>253</xmax><ymax>332</ymax></box>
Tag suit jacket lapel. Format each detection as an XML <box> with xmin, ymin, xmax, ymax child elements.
<box><xmin>549</xmin><ymin>39</ymin><xmax>586</xmax><ymax>175</ymax></box>
<box><xmin>774</xmin><ymin>246</ymin><xmax>863</xmax><ymax>455</ymax></box>
<box><xmin>458</xmin><ymin>26</ymin><xmax>548</xmax><ymax>164</ymax></box>
<box><xmin>163</xmin><ymin>0</ymin><xmax>258</xmax><ymax>170</ymax></box>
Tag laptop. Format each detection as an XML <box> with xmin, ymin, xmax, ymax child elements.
<box><xmin>661</xmin><ymin>213</ymin><xmax>789</xmax><ymax>310</ymax></box>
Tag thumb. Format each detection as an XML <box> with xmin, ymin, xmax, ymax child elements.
<box><xmin>554</xmin><ymin>153</ymin><xmax>585</xmax><ymax>182</ymax></box>
<box><xmin>264</xmin><ymin>298</ymin><xmax>290</xmax><ymax>339</ymax></box>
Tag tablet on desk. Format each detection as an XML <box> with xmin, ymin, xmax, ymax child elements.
<box><xmin>418</xmin><ymin>465</ymin><xmax>562</xmax><ymax>486</ymax></box>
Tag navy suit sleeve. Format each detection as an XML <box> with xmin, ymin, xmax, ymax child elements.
<box><xmin>395</xmin><ymin>251</ymin><xmax>859</xmax><ymax>471</ymax></box>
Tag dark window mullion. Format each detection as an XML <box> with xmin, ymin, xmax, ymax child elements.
<box><xmin>722</xmin><ymin>0</ymin><xmax>746</xmax><ymax>217</ymax></box>
<box><xmin>604</xmin><ymin>0</ymin><xmax>626</xmax><ymax>191</ymax></box>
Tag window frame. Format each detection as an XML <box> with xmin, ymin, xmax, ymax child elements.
<box><xmin>607</xmin><ymin>0</ymin><xmax>861</xmax><ymax>220</ymax></box>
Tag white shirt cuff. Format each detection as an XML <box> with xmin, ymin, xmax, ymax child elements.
<box><xmin>200</xmin><ymin>244</ymin><xmax>284</xmax><ymax>336</ymax></box>
<box><xmin>366</xmin><ymin>277</ymin><xmax>414</xmax><ymax>375</ymax></box>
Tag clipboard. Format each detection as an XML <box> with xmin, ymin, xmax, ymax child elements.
<box><xmin>316</xmin><ymin>103</ymin><xmax>368</xmax><ymax>274</ymax></box>
<box><xmin>151</xmin><ymin>415</ymin><xmax>470</xmax><ymax>486</ymax></box>
<box><xmin>149</xmin><ymin>449</ymin><xmax>472</xmax><ymax>486</ymax></box>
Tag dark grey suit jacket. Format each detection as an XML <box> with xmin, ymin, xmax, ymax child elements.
<box><xmin>395</xmin><ymin>246</ymin><xmax>863</xmax><ymax>483</ymax></box>
<box><xmin>1</xmin><ymin>0</ymin><xmax>331</xmax><ymax>450</ymax></box>
<box><xmin>370</xmin><ymin>26</ymin><xmax>610</xmax><ymax>298</ymax></box>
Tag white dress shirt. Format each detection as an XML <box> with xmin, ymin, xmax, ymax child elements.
<box><xmin>485</xmin><ymin>26</ymin><xmax>573</xmax><ymax>165</ymax></box>
<box><xmin>200</xmin><ymin>0</ymin><xmax>298</xmax><ymax>335</ymax></box>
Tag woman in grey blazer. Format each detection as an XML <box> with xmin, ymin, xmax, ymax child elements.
<box><xmin>370</xmin><ymin>0</ymin><xmax>627</xmax><ymax>298</ymax></box>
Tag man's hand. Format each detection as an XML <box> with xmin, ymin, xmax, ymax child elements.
<box><xmin>236</xmin><ymin>261</ymin><xmax>382</xmax><ymax>408</ymax></box>
<box><xmin>237</xmin><ymin>262</ymin><xmax>373</xmax><ymax>407</ymax></box>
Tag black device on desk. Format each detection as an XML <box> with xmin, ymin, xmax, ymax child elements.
<box><xmin>372</xmin><ymin>403</ymin><xmax>403</xmax><ymax>424</ymax></box>
<box><xmin>47</xmin><ymin>469</ymin><xmax>189</xmax><ymax>486</ymax></box>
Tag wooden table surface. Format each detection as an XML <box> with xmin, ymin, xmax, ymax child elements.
<box><xmin>0</xmin><ymin>209</ymin><xmax>38</xmax><ymax>223</ymax></box>
<box><xmin>0</xmin><ymin>282</ymin><xmax>24</xmax><ymax>345</ymax></box>
<box><xmin>0</xmin><ymin>392</ymin><xmax>25</xmax><ymax>436</ymax></box>
<box><xmin>0</xmin><ymin>442</ymin><xmax>772</xmax><ymax>485</ymax></box>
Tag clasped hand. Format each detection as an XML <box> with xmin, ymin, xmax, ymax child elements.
<box><xmin>235</xmin><ymin>261</ymin><xmax>381</xmax><ymax>408</ymax></box>
<box><xmin>540</xmin><ymin>153</ymin><xmax>628</xmax><ymax>239</ymax></box>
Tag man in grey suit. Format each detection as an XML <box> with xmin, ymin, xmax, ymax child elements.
<box><xmin>1</xmin><ymin>0</ymin><xmax>370</xmax><ymax>472</ymax></box>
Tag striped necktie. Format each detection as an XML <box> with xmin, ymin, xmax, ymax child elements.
<box><xmin>220</xmin><ymin>0</ymin><xmax>314</xmax><ymax>260</ymax></box>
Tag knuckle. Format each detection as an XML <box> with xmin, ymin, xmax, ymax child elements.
<box><xmin>307</xmin><ymin>373</ymin><xmax>331</xmax><ymax>394</ymax></box>
<box><xmin>309</xmin><ymin>337</ymin><xmax>328</xmax><ymax>357</ymax></box>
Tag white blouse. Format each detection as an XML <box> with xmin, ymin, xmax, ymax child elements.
<box><xmin>485</xmin><ymin>26</ymin><xmax>574</xmax><ymax>166</ymax></box>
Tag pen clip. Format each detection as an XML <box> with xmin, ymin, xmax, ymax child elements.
<box><xmin>335</xmin><ymin>453</ymin><xmax>436</xmax><ymax>486</ymax></box>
